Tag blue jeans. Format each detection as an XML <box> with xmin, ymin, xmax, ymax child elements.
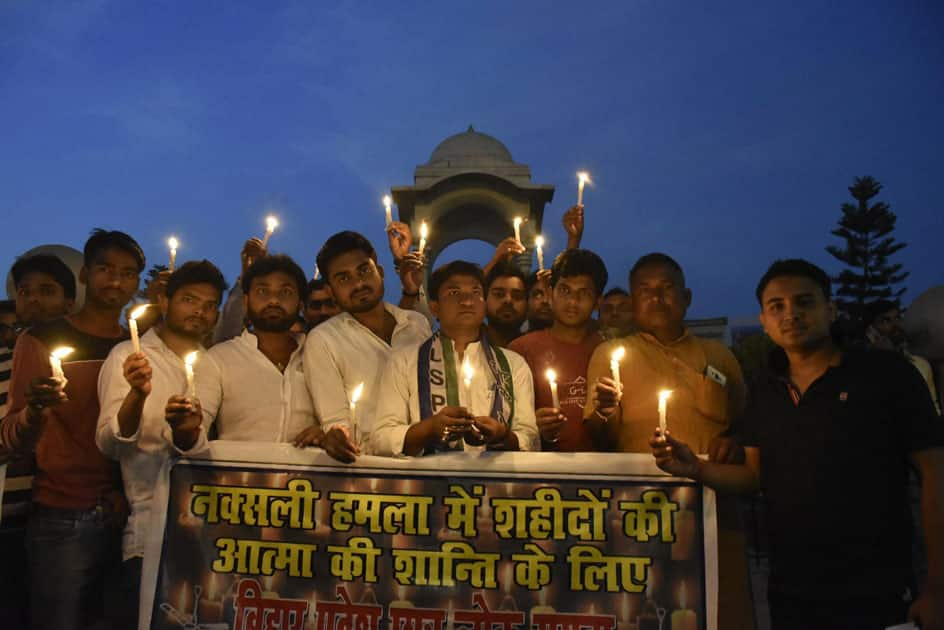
<box><xmin>27</xmin><ymin>505</ymin><xmax>122</xmax><ymax>630</ymax></box>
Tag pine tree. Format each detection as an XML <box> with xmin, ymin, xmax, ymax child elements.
<box><xmin>825</xmin><ymin>176</ymin><xmax>908</xmax><ymax>320</ymax></box>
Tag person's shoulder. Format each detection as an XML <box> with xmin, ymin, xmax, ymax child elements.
<box><xmin>389</xmin><ymin>338</ymin><xmax>424</xmax><ymax>368</ymax></box>
<box><xmin>397</xmin><ymin>306</ymin><xmax>432</xmax><ymax>332</ymax></box>
<box><xmin>308</xmin><ymin>312</ymin><xmax>352</xmax><ymax>343</ymax></box>
<box><xmin>499</xmin><ymin>346</ymin><xmax>530</xmax><ymax>373</ymax></box>
<box><xmin>206</xmin><ymin>335</ymin><xmax>242</xmax><ymax>360</ymax></box>
<box><xmin>508</xmin><ymin>329</ymin><xmax>547</xmax><ymax>354</ymax></box>
<box><xmin>23</xmin><ymin>317</ymin><xmax>72</xmax><ymax>346</ymax></box>
<box><xmin>844</xmin><ymin>347</ymin><xmax>909</xmax><ymax>373</ymax></box>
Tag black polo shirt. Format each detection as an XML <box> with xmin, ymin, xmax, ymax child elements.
<box><xmin>740</xmin><ymin>347</ymin><xmax>943</xmax><ymax>601</ymax></box>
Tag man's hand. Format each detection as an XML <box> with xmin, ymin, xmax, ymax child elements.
<box><xmin>649</xmin><ymin>430</ymin><xmax>700</xmax><ymax>479</ymax></box>
<box><xmin>426</xmin><ymin>406</ymin><xmax>474</xmax><ymax>443</ymax></box>
<box><xmin>123</xmin><ymin>352</ymin><xmax>152</xmax><ymax>396</ymax></box>
<box><xmin>536</xmin><ymin>407</ymin><xmax>566</xmax><ymax>443</ymax></box>
<box><xmin>535</xmin><ymin>268</ymin><xmax>552</xmax><ymax>287</ymax></box>
<box><xmin>591</xmin><ymin>377</ymin><xmax>621</xmax><ymax>419</ymax></box>
<box><xmin>708</xmin><ymin>436</ymin><xmax>745</xmax><ymax>464</ymax></box>
<box><xmin>398</xmin><ymin>252</ymin><xmax>425</xmax><ymax>296</ymax></box>
<box><xmin>563</xmin><ymin>205</ymin><xmax>584</xmax><ymax>248</ymax></box>
<box><xmin>909</xmin><ymin>588</ymin><xmax>944</xmax><ymax>630</ymax></box>
<box><xmin>292</xmin><ymin>425</ymin><xmax>325</xmax><ymax>448</ymax></box>
<box><xmin>240</xmin><ymin>238</ymin><xmax>267</xmax><ymax>275</ymax></box>
<box><xmin>165</xmin><ymin>395</ymin><xmax>203</xmax><ymax>450</ymax></box>
<box><xmin>492</xmin><ymin>237</ymin><xmax>526</xmax><ymax>262</ymax></box>
<box><xmin>386</xmin><ymin>221</ymin><xmax>413</xmax><ymax>263</ymax></box>
<box><xmin>145</xmin><ymin>271</ymin><xmax>172</xmax><ymax>304</ymax></box>
<box><xmin>322</xmin><ymin>427</ymin><xmax>359</xmax><ymax>463</ymax></box>
<box><xmin>473</xmin><ymin>416</ymin><xmax>509</xmax><ymax>446</ymax></box>
<box><xmin>21</xmin><ymin>377</ymin><xmax>65</xmax><ymax>433</ymax></box>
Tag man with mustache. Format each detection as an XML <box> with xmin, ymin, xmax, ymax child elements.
<box><xmin>524</xmin><ymin>271</ymin><xmax>554</xmax><ymax>333</ymax></box>
<box><xmin>369</xmin><ymin>260</ymin><xmax>538</xmax><ymax>456</ymax></box>
<box><xmin>195</xmin><ymin>255</ymin><xmax>321</xmax><ymax>445</ymax></box>
<box><xmin>304</xmin><ymin>277</ymin><xmax>340</xmax><ymax>330</ymax></box>
<box><xmin>95</xmin><ymin>260</ymin><xmax>226</xmax><ymax>627</ymax></box>
<box><xmin>1</xmin><ymin>229</ymin><xmax>144</xmax><ymax>630</ymax></box>
<box><xmin>651</xmin><ymin>259</ymin><xmax>944</xmax><ymax>629</ymax></box>
<box><xmin>484</xmin><ymin>261</ymin><xmax>528</xmax><ymax>348</ymax></box>
<box><xmin>305</xmin><ymin>231</ymin><xmax>431</xmax><ymax>462</ymax></box>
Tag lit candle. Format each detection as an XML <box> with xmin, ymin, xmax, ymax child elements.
<box><xmin>167</xmin><ymin>237</ymin><xmax>179</xmax><ymax>272</ymax></box>
<box><xmin>184</xmin><ymin>351</ymin><xmax>198</xmax><ymax>399</ymax></box>
<box><xmin>535</xmin><ymin>235</ymin><xmax>545</xmax><ymax>271</ymax></box>
<box><xmin>545</xmin><ymin>368</ymin><xmax>560</xmax><ymax>410</ymax></box>
<box><xmin>577</xmin><ymin>171</ymin><xmax>592</xmax><ymax>206</ymax></box>
<box><xmin>383</xmin><ymin>195</ymin><xmax>393</xmax><ymax>226</ymax></box>
<box><xmin>418</xmin><ymin>221</ymin><xmax>428</xmax><ymax>255</ymax></box>
<box><xmin>349</xmin><ymin>382</ymin><xmax>364</xmax><ymax>445</ymax></box>
<box><xmin>312</xmin><ymin>264</ymin><xmax>320</xmax><ymax>281</ymax></box>
<box><xmin>658</xmin><ymin>390</ymin><xmax>672</xmax><ymax>435</ymax></box>
<box><xmin>610</xmin><ymin>346</ymin><xmax>625</xmax><ymax>397</ymax></box>
<box><xmin>513</xmin><ymin>216</ymin><xmax>523</xmax><ymax>244</ymax></box>
<box><xmin>669</xmin><ymin>583</ymin><xmax>696</xmax><ymax>630</ymax></box>
<box><xmin>462</xmin><ymin>356</ymin><xmax>474</xmax><ymax>409</ymax></box>
<box><xmin>261</xmin><ymin>215</ymin><xmax>279</xmax><ymax>247</ymax></box>
<box><xmin>128</xmin><ymin>304</ymin><xmax>149</xmax><ymax>353</ymax></box>
<box><xmin>49</xmin><ymin>346</ymin><xmax>74</xmax><ymax>382</ymax></box>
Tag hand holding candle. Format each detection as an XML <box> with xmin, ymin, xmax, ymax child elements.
<box><xmin>261</xmin><ymin>215</ymin><xmax>279</xmax><ymax>247</ymax></box>
<box><xmin>184</xmin><ymin>351</ymin><xmax>198</xmax><ymax>399</ymax></box>
<box><xmin>49</xmin><ymin>346</ymin><xmax>74</xmax><ymax>383</ymax></box>
<box><xmin>513</xmin><ymin>216</ymin><xmax>523</xmax><ymax>244</ymax></box>
<box><xmin>535</xmin><ymin>235</ymin><xmax>545</xmax><ymax>271</ymax></box>
<box><xmin>658</xmin><ymin>390</ymin><xmax>672</xmax><ymax>435</ymax></box>
<box><xmin>417</xmin><ymin>221</ymin><xmax>428</xmax><ymax>255</ymax></box>
<box><xmin>349</xmin><ymin>382</ymin><xmax>364</xmax><ymax>445</ymax></box>
<box><xmin>128</xmin><ymin>304</ymin><xmax>149</xmax><ymax>353</ymax></box>
<box><xmin>610</xmin><ymin>346</ymin><xmax>625</xmax><ymax>398</ymax></box>
<box><xmin>461</xmin><ymin>356</ymin><xmax>474</xmax><ymax>409</ymax></box>
<box><xmin>577</xmin><ymin>171</ymin><xmax>592</xmax><ymax>206</ymax></box>
<box><xmin>545</xmin><ymin>368</ymin><xmax>560</xmax><ymax>410</ymax></box>
<box><xmin>167</xmin><ymin>237</ymin><xmax>179</xmax><ymax>272</ymax></box>
<box><xmin>383</xmin><ymin>195</ymin><xmax>393</xmax><ymax>226</ymax></box>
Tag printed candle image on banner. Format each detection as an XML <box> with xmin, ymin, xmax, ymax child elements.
<box><xmin>150</xmin><ymin>462</ymin><xmax>706</xmax><ymax>630</ymax></box>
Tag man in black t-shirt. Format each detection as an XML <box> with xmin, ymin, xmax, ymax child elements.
<box><xmin>650</xmin><ymin>259</ymin><xmax>944</xmax><ymax>630</ymax></box>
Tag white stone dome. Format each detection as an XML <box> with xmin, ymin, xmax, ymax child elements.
<box><xmin>428</xmin><ymin>126</ymin><xmax>514</xmax><ymax>165</ymax></box>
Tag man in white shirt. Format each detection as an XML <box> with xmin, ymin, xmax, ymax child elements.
<box><xmin>96</xmin><ymin>260</ymin><xmax>226</xmax><ymax>628</ymax></box>
<box><xmin>305</xmin><ymin>231</ymin><xmax>431</xmax><ymax>462</ymax></box>
<box><xmin>369</xmin><ymin>261</ymin><xmax>538</xmax><ymax>456</ymax></box>
<box><xmin>196</xmin><ymin>255</ymin><xmax>321</xmax><ymax>445</ymax></box>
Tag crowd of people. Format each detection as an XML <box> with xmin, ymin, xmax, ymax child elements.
<box><xmin>0</xmin><ymin>204</ymin><xmax>941</xmax><ymax>630</ymax></box>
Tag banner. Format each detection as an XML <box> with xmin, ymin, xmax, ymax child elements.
<box><xmin>141</xmin><ymin>442</ymin><xmax>717</xmax><ymax>630</ymax></box>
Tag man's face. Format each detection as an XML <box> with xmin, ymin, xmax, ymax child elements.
<box><xmin>305</xmin><ymin>287</ymin><xmax>340</xmax><ymax>328</ymax></box>
<box><xmin>15</xmin><ymin>271</ymin><xmax>74</xmax><ymax>325</ymax></box>
<box><xmin>759</xmin><ymin>275</ymin><xmax>836</xmax><ymax>352</ymax></box>
<box><xmin>430</xmin><ymin>274</ymin><xmax>486</xmax><ymax>331</ymax></box>
<box><xmin>599</xmin><ymin>293</ymin><xmax>633</xmax><ymax>333</ymax></box>
<box><xmin>0</xmin><ymin>311</ymin><xmax>18</xmax><ymax>348</ymax></box>
<box><xmin>630</xmin><ymin>263</ymin><xmax>690</xmax><ymax>335</ymax></box>
<box><xmin>245</xmin><ymin>271</ymin><xmax>301</xmax><ymax>332</ymax></box>
<box><xmin>486</xmin><ymin>276</ymin><xmax>527</xmax><ymax>329</ymax></box>
<box><xmin>161</xmin><ymin>282</ymin><xmax>221</xmax><ymax>341</ymax></box>
<box><xmin>551</xmin><ymin>275</ymin><xmax>599</xmax><ymax>328</ymax></box>
<box><xmin>325</xmin><ymin>251</ymin><xmax>385</xmax><ymax>315</ymax></box>
<box><xmin>82</xmin><ymin>248</ymin><xmax>140</xmax><ymax>312</ymax></box>
<box><xmin>871</xmin><ymin>308</ymin><xmax>906</xmax><ymax>345</ymax></box>
<box><xmin>527</xmin><ymin>281</ymin><xmax>553</xmax><ymax>328</ymax></box>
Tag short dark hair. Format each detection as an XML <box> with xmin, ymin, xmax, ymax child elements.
<box><xmin>525</xmin><ymin>271</ymin><xmax>541</xmax><ymax>292</ymax></box>
<box><xmin>0</xmin><ymin>300</ymin><xmax>14</xmax><ymax>315</ymax></box>
<box><xmin>241</xmin><ymin>254</ymin><xmax>308</xmax><ymax>297</ymax></box>
<box><xmin>484</xmin><ymin>260</ymin><xmax>527</xmax><ymax>292</ymax></box>
<box><xmin>166</xmin><ymin>260</ymin><xmax>228</xmax><ymax>299</ymax></box>
<box><xmin>316</xmin><ymin>231</ymin><xmax>377</xmax><ymax>279</ymax></box>
<box><xmin>755</xmin><ymin>259</ymin><xmax>832</xmax><ymax>305</ymax></box>
<box><xmin>629</xmin><ymin>253</ymin><xmax>684</xmax><ymax>287</ymax></box>
<box><xmin>603</xmin><ymin>287</ymin><xmax>629</xmax><ymax>300</ymax></box>
<box><xmin>307</xmin><ymin>278</ymin><xmax>328</xmax><ymax>295</ymax></box>
<box><xmin>865</xmin><ymin>299</ymin><xmax>900</xmax><ymax>327</ymax></box>
<box><xmin>11</xmin><ymin>254</ymin><xmax>77</xmax><ymax>299</ymax></box>
<box><xmin>83</xmin><ymin>228</ymin><xmax>145</xmax><ymax>272</ymax></box>
<box><xmin>429</xmin><ymin>261</ymin><xmax>484</xmax><ymax>301</ymax></box>
<box><xmin>550</xmin><ymin>249</ymin><xmax>608</xmax><ymax>296</ymax></box>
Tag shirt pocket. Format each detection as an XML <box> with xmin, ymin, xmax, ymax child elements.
<box><xmin>695</xmin><ymin>374</ymin><xmax>730</xmax><ymax>425</ymax></box>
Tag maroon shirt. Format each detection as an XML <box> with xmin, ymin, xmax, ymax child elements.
<box><xmin>509</xmin><ymin>328</ymin><xmax>604</xmax><ymax>451</ymax></box>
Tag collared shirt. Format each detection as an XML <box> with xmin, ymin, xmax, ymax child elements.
<box><xmin>304</xmin><ymin>303</ymin><xmax>431</xmax><ymax>450</ymax></box>
<box><xmin>368</xmin><ymin>339</ymin><xmax>539</xmax><ymax>456</ymax></box>
<box><xmin>740</xmin><ymin>348</ymin><xmax>944</xmax><ymax>601</ymax></box>
<box><xmin>584</xmin><ymin>330</ymin><xmax>746</xmax><ymax>453</ymax></box>
<box><xmin>197</xmin><ymin>329</ymin><xmax>317</xmax><ymax>442</ymax></box>
<box><xmin>96</xmin><ymin>328</ymin><xmax>207</xmax><ymax>560</ymax></box>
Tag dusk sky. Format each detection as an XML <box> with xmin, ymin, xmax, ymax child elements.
<box><xmin>2</xmin><ymin>1</ymin><xmax>941</xmax><ymax>319</ymax></box>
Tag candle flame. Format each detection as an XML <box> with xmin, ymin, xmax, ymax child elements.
<box><xmin>167</xmin><ymin>236</ymin><xmax>179</xmax><ymax>250</ymax></box>
<box><xmin>265</xmin><ymin>215</ymin><xmax>279</xmax><ymax>232</ymax></box>
<box><xmin>577</xmin><ymin>171</ymin><xmax>592</xmax><ymax>185</ymax></box>
<box><xmin>350</xmin><ymin>382</ymin><xmax>364</xmax><ymax>405</ymax></box>
<box><xmin>610</xmin><ymin>346</ymin><xmax>625</xmax><ymax>363</ymax></box>
<box><xmin>659</xmin><ymin>390</ymin><xmax>672</xmax><ymax>405</ymax></box>
<box><xmin>513</xmin><ymin>216</ymin><xmax>523</xmax><ymax>228</ymax></box>
<box><xmin>545</xmin><ymin>368</ymin><xmax>557</xmax><ymax>384</ymax></box>
<box><xmin>184</xmin><ymin>351</ymin><xmax>198</xmax><ymax>367</ymax></box>
<box><xmin>51</xmin><ymin>346</ymin><xmax>75</xmax><ymax>360</ymax></box>
<box><xmin>383</xmin><ymin>195</ymin><xmax>392</xmax><ymax>208</ymax></box>
<box><xmin>129</xmin><ymin>304</ymin><xmax>150</xmax><ymax>320</ymax></box>
<box><xmin>534</xmin><ymin>235</ymin><xmax>544</xmax><ymax>248</ymax></box>
<box><xmin>419</xmin><ymin>221</ymin><xmax>428</xmax><ymax>239</ymax></box>
<box><xmin>462</xmin><ymin>356</ymin><xmax>474</xmax><ymax>383</ymax></box>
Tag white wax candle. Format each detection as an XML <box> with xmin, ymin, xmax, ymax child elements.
<box><xmin>513</xmin><ymin>217</ymin><xmax>523</xmax><ymax>244</ymax></box>
<box><xmin>128</xmin><ymin>304</ymin><xmax>149</xmax><ymax>353</ymax></box>
<box><xmin>261</xmin><ymin>215</ymin><xmax>279</xmax><ymax>247</ymax></box>
<box><xmin>49</xmin><ymin>346</ymin><xmax>74</xmax><ymax>382</ymax></box>
<box><xmin>313</xmin><ymin>264</ymin><xmax>320</xmax><ymax>280</ymax></box>
<box><xmin>545</xmin><ymin>368</ymin><xmax>560</xmax><ymax>409</ymax></box>
<box><xmin>462</xmin><ymin>356</ymin><xmax>474</xmax><ymax>409</ymax></box>
<box><xmin>184</xmin><ymin>351</ymin><xmax>198</xmax><ymax>399</ymax></box>
<box><xmin>418</xmin><ymin>221</ymin><xmax>428</xmax><ymax>255</ymax></box>
<box><xmin>610</xmin><ymin>346</ymin><xmax>625</xmax><ymax>397</ymax></box>
<box><xmin>577</xmin><ymin>172</ymin><xmax>591</xmax><ymax>205</ymax></box>
<box><xmin>349</xmin><ymin>382</ymin><xmax>364</xmax><ymax>445</ymax></box>
<box><xmin>383</xmin><ymin>195</ymin><xmax>393</xmax><ymax>226</ymax></box>
<box><xmin>658</xmin><ymin>390</ymin><xmax>672</xmax><ymax>435</ymax></box>
<box><xmin>167</xmin><ymin>237</ymin><xmax>179</xmax><ymax>272</ymax></box>
<box><xmin>535</xmin><ymin>236</ymin><xmax>545</xmax><ymax>271</ymax></box>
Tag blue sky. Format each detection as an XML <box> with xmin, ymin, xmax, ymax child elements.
<box><xmin>2</xmin><ymin>1</ymin><xmax>941</xmax><ymax>318</ymax></box>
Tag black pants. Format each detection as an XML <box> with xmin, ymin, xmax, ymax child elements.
<box><xmin>769</xmin><ymin>592</ymin><xmax>909</xmax><ymax>630</ymax></box>
<box><xmin>111</xmin><ymin>557</ymin><xmax>143</xmax><ymax>630</ymax></box>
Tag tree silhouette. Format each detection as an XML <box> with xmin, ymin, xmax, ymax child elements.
<box><xmin>825</xmin><ymin>176</ymin><xmax>908</xmax><ymax>320</ymax></box>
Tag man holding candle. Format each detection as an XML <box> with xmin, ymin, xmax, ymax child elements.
<box><xmin>306</xmin><ymin>231</ymin><xmax>431</xmax><ymax>463</ymax></box>
<box><xmin>1</xmin><ymin>229</ymin><xmax>144</xmax><ymax>630</ymax></box>
<box><xmin>585</xmin><ymin>252</ymin><xmax>754</xmax><ymax>629</ymax></box>
<box><xmin>509</xmin><ymin>249</ymin><xmax>608</xmax><ymax>450</ymax></box>
<box><xmin>651</xmin><ymin>259</ymin><xmax>944</xmax><ymax>629</ymax></box>
<box><xmin>368</xmin><ymin>261</ymin><xmax>538</xmax><ymax>456</ymax></box>
<box><xmin>95</xmin><ymin>260</ymin><xmax>226</xmax><ymax>627</ymax></box>
<box><xmin>196</xmin><ymin>255</ymin><xmax>321</xmax><ymax>445</ymax></box>
<box><xmin>483</xmin><ymin>261</ymin><xmax>528</xmax><ymax>348</ymax></box>
<box><xmin>10</xmin><ymin>253</ymin><xmax>77</xmax><ymax>327</ymax></box>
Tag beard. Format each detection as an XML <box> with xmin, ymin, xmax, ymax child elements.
<box><xmin>165</xmin><ymin>315</ymin><xmax>207</xmax><ymax>341</ymax></box>
<box><xmin>344</xmin><ymin>289</ymin><xmax>383</xmax><ymax>314</ymax></box>
<box><xmin>248</xmin><ymin>305</ymin><xmax>296</xmax><ymax>332</ymax></box>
